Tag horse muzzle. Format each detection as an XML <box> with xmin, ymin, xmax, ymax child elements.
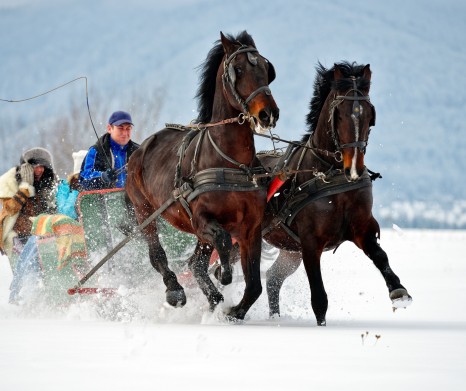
<box><xmin>342</xmin><ymin>147</ymin><xmax>366</xmax><ymax>182</ymax></box>
<box><xmin>248</xmin><ymin>101</ymin><xmax>279</xmax><ymax>134</ymax></box>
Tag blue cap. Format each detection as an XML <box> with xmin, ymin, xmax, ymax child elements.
<box><xmin>108</xmin><ymin>111</ymin><xmax>134</xmax><ymax>126</ymax></box>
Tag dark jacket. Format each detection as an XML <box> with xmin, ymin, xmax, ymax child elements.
<box><xmin>13</xmin><ymin>166</ymin><xmax>57</xmax><ymax>239</ymax></box>
<box><xmin>79</xmin><ymin>134</ymin><xmax>139</xmax><ymax>190</ymax></box>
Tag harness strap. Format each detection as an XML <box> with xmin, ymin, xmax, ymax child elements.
<box><xmin>262</xmin><ymin>169</ymin><xmax>372</xmax><ymax>242</ymax></box>
<box><xmin>207</xmin><ymin>130</ymin><xmax>246</xmax><ymax>169</ymax></box>
<box><xmin>245</xmin><ymin>86</ymin><xmax>271</xmax><ymax>104</ymax></box>
<box><xmin>284</xmin><ymin>171</ymin><xmax>372</xmax><ymax>226</ymax></box>
<box><xmin>171</xmin><ymin>167</ymin><xmax>265</xmax><ymax>221</ymax></box>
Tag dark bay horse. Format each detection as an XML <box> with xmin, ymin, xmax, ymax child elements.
<box><xmin>259</xmin><ymin>62</ymin><xmax>412</xmax><ymax>326</ymax></box>
<box><xmin>126</xmin><ymin>31</ymin><xmax>279</xmax><ymax>320</ymax></box>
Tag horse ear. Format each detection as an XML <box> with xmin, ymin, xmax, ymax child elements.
<box><xmin>363</xmin><ymin>64</ymin><xmax>372</xmax><ymax>82</ymax></box>
<box><xmin>220</xmin><ymin>31</ymin><xmax>235</xmax><ymax>56</ymax></box>
<box><xmin>334</xmin><ymin>64</ymin><xmax>344</xmax><ymax>80</ymax></box>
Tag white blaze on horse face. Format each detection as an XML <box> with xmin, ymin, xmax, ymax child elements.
<box><xmin>350</xmin><ymin>149</ymin><xmax>359</xmax><ymax>180</ymax></box>
<box><xmin>348</xmin><ymin>106</ymin><xmax>362</xmax><ymax>180</ymax></box>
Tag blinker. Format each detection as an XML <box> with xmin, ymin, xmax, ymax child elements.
<box><xmin>247</xmin><ymin>52</ymin><xmax>258</xmax><ymax>65</ymax></box>
<box><xmin>228</xmin><ymin>63</ymin><xmax>236</xmax><ymax>84</ymax></box>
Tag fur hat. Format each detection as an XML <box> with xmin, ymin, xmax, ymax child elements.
<box><xmin>72</xmin><ymin>150</ymin><xmax>88</xmax><ymax>175</ymax></box>
<box><xmin>21</xmin><ymin>147</ymin><xmax>54</xmax><ymax>170</ymax></box>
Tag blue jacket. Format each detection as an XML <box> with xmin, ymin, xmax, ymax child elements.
<box><xmin>79</xmin><ymin>134</ymin><xmax>139</xmax><ymax>190</ymax></box>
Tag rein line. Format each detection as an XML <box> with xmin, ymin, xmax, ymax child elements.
<box><xmin>181</xmin><ymin>112</ymin><xmax>250</xmax><ymax>131</ymax></box>
<box><xmin>0</xmin><ymin>76</ymin><xmax>113</xmax><ymax>169</ymax></box>
<box><xmin>179</xmin><ymin>115</ymin><xmax>343</xmax><ymax>162</ymax></box>
<box><xmin>254</xmin><ymin>132</ymin><xmax>342</xmax><ymax>162</ymax></box>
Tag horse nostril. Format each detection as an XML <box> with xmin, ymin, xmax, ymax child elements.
<box><xmin>259</xmin><ymin>110</ymin><xmax>270</xmax><ymax>124</ymax></box>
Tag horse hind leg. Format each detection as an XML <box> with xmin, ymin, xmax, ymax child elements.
<box><xmin>359</xmin><ymin>226</ymin><xmax>412</xmax><ymax>309</ymax></box>
<box><xmin>266</xmin><ymin>249</ymin><xmax>302</xmax><ymax>318</ymax></box>
<box><xmin>188</xmin><ymin>241</ymin><xmax>224</xmax><ymax>311</ymax></box>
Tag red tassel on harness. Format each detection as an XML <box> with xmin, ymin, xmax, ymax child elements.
<box><xmin>267</xmin><ymin>176</ymin><xmax>286</xmax><ymax>202</ymax></box>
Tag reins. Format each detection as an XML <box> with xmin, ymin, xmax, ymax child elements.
<box><xmin>179</xmin><ymin>112</ymin><xmax>344</xmax><ymax>163</ymax></box>
<box><xmin>254</xmin><ymin>132</ymin><xmax>343</xmax><ymax>162</ymax></box>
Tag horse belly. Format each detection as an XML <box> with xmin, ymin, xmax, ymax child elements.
<box><xmin>193</xmin><ymin>190</ymin><xmax>266</xmax><ymax>237</ymax></box>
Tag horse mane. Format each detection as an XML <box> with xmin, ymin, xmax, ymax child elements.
<box><xmin>302</xmin><ymin>61</ymin><xmax>371</xmax><ymax>142</ymax></box>
<box><xmin>195</xmin><ymin>31</ymin><xmax>256</xmax><ymax>123</ymax></box>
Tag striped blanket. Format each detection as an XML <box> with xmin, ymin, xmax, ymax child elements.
<box><xmin>31</xmin><ymin>214</ymin><xmax>87</xmax><ymax>270</ymax></box>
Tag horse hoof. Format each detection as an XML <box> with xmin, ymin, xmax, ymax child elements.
<box><xmin>269</xmin><ymin>311</ymin><xmax>280</xmax><ymax>319</ymax></box>
<box><xmin>317</xmin><ymin>319</ymin><xmax>327</xmax><ymax>326</ymax></box>
<box><xmin>225</xmin><ymin>306</ymin><xmax>246</xmax><ymax>321</ymax></box>
<box><xmin>208</xmin><ymin>293</ymin><xmax>224</xmax><ymax>312</ymax></box>
<box><xmin>224</xmin><ymin>314</ymin><xmax>244</xmax><ymax>324</ymax></box>
<box><xmin>166</xmin><ymin>289</ymin><xmax>187</xmax><ymax>308</ymax></box>
<box><xmin>214</xmin><ymin>265</ymin><xmax>233</xmax><ymax>286</ymax></box>
<box><xmin>390</xmin><ymin>288</ymin><xmax>412</xmax><ymax>310</ymax></box>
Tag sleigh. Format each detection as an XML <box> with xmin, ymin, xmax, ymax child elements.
<box><xmin>19</xmin><ymin>189</ymin><xmax>196</xmax><ymax>305</ymax></box>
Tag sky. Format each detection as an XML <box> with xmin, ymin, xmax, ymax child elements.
<box><xmin>1</xmin><ymin>0</ymin><xmax>466</xmax><ymax>229</ymax></box>
<box><xmin>0</xmin><ymin>228</ymin><xmax>465</xmax><ymax>390</ymax></box>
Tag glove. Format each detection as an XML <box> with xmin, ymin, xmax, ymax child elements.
<box><xmin>102</xmin><ymin>168</ymin><xmax>117</xmax><ymax>184</ymax></box>
<box><xmin>19</xmin><ymin>163</ymin><xmax>34</xmax><ymax>185</ymax></box>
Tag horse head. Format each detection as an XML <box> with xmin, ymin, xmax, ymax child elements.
<box><xmin>330</xmin><ymin>63</ymin><xmax>375</xmax><ymax>181</ymax></box>
<box><xmin>219</xmin><ymin>32</ymin><xmax>279</xmax><ymax>134</ymax></box>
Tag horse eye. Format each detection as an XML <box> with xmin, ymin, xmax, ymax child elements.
<box><xmin>235</xmin><ymin>67</ymin><xmax>242</xmax><ymax>77</ymax></box>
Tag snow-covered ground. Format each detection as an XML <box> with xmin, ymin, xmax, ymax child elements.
<box><xmin>1</xmin><ymin>228</ymin><xmax>465</xmax><ymax>390</ymax></box>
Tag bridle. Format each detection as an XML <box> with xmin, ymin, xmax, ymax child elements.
<box><xmin>222</xmin><ymin>44</ymin><xmax>273</xmax><ymax>127</ymax></box>
<box><xmin>328</xmin><ymin>76</ymin><xmax>372</xmax><ymax>154</ymax></box>
<box><xmin>174</xmin><ymin>45</ymin><xmax>277</xmax><ymax>179</ymax></box>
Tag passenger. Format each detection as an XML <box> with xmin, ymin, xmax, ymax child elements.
<box><xmin>55</xmin><ymin>150</ymin><xmax>87</xmax><ymax>219</ymax></box>
<box><xmin>79</xmin><ymin>111</ymin><xmax>140</xmax><ymax>190</ymax></box>
<box><xmin>8</xmin><ymin>150</ymin><xmax>88</xmax><ymax>304</ymax></box>
<box><xmin>0</xmin><ymin>147</ymin><xmax>57</xmax><ymax>264</ymax></box>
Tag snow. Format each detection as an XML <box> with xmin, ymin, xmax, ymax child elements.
<box><xmin>1</xmin><ymin>229</ymin><xmax>465</xmax><ymax>390</ymax></box>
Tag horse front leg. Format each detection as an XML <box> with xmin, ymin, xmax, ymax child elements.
<box><xmin>188</xmin><ymin>241</ymin><xmax>224</xmax><ymax>311</ymax></box>
<box><xmin>265</xmin><ymin>249</ymin><xmax>302</xmax><ymax>317</ymax></box>
<box><xmin>357</xmin><ymin>220</ymin><xmax>412</xmax><ymax>309</ymax></box>
<box><xmin>301</xmin><ymin>237</ymin><xmax>328</xmax><ymax>326</ymax></box>
<box><xmin>144</xmin><ymin>220</ymin><xmax>186</xmax><ymax>307</ymax></box>
<box><xmin>193</xmin><ymin>217</ymin><xmax>233</xmax><ymax>286</ymax></box>
<box><xmin>226</xmin><ymin>225</ymin><xmax>263</xmax><ymax>320</ymax></box>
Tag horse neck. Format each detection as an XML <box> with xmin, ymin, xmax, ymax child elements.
<box><xmin>200</xmin><ymin>86</ymin><xmax>256</xmax><ymax>168</ymax></box>
<box><xmin>308</xmin><ymin>97</ymin><xmax>339</xmax><ymax>168</ymax></box>
<box><xmin>203</xmin><ymin>123</ymin><xmax>256</xmax><ymax>169</ymax></box>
